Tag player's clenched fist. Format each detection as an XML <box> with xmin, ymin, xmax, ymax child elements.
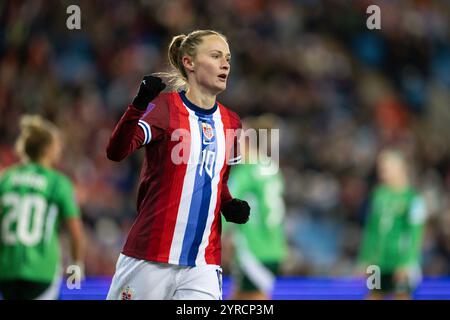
<box><xmin>221</xmin><ymin>198</ymin><xmax>251</xmax><ymax>224</ymax></box>
<box><xmin>132</xmin><ymin>75</ymin><xmax>167</xmax><ymax>110</ymax></box>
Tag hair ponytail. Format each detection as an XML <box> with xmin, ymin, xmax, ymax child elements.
<box><xmin>168</xmin><ymin>34</ymin><xmax>187</xmax><ymax>78</ymax></box>
<box><xmin>15</xmin><ymin>115</ymin><xmax>58</xmax><ymax>162</ymax></box>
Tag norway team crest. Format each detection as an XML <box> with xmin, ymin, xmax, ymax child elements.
<box><xmin>202</xmin><ymin>121</ymin><xmax>214</xmax><ymax>141</ymax></box>
<box><xmin>121</xmin><ymin>286</ymin><xmax>135</xmax><ymax>300</ymax></box>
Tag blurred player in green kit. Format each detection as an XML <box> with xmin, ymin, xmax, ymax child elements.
<box><xmin>223</xmin><ymin>114</ymin><xmax>288</xmax><ymax>300</ymax></box>
<box><xmin>0</xmin><ymin>115</ymin><xmax>84</xmax><ymax>300</ymax></box>
<box><xmin>358</xmin><ymin>148</ymin><xmax>427</xmax><ymax>300</ymax></box>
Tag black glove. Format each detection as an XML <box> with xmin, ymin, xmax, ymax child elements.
<box><xmin>132</xmin><ymin>75</ymin><xmax>166</xmax><ymax>110</ymax></box>
<box><xmin>221</xmin><ymin>198</ymin><xmax>250</xmax><ymax>224</ymax></box>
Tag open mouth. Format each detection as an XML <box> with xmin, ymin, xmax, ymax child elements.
<box><xmin>218</xmin><ymin>74</ymin><xmax>227</xmax><ymax>81</ymax></box>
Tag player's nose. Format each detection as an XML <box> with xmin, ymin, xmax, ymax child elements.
<box><xmin>221</xmin><ymin>58</ymin><xmax>230</xmax><ymax>70</ymax></box>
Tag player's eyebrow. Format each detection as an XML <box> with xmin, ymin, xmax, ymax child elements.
<box><xmin>209</xmin><ymin>50</ymin><xmax>231</xmax><ymax>58</ymax></box>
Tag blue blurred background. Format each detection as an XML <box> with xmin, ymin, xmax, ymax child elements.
<box><xmin>59</xmin><ymin>276</ymin><xmax>450</xmax><ymax>300</ymax></box>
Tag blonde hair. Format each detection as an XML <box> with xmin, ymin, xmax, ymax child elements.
<box><xmin>379</xmin><ymin>148</ymin><xmax>408</xmax><ymax>168</ymax></box>
<box><xmin>156</xmin><ymin>30</ymin><xmax>227</xmax><ymax>91</ymax></box>
<box><xmin>15</xmin><ymin>115</ymin><xmax>59</xmax><ymax>162</ymax></box>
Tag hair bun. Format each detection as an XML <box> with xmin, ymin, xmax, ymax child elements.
<box><xmin>174</xmin><ymin>34</ymin><xmax>186</xmax><ymax>48</ymax></box>
<box><xmin>168</xmin><ymin>34</ymin><xmax>187</xmax><ymax>74</ymax></box>
<box><xmin>20</xmin><ymin>115</ymin><xmax>44</xmax><ymax>133</ymax></box>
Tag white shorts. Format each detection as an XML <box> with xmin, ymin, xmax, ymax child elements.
<box><xmin>106</xmin><ymin>254</ymin><xmax>223</xmax><ymax>300</ymax></box>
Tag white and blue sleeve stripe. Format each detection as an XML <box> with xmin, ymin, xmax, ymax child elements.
<box><xmin>138</xmin><ymin>120</ymin><xmax>152</xmax><ymax>145</ymax></box>
<box><xmin>228</xmin><ymin>155</ymin><xmax>242</xmax><ymax>165</ymax></box>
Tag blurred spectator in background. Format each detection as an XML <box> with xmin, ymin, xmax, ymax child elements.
<box><xmin>223</xmin><ymin>114</ymin><xmax>288</xmax><ymax>300</ymax></box>
<box><xmin>357</xmin><ymin>148</ymin><xmax>426</xmax><ymax>300</ymax></box>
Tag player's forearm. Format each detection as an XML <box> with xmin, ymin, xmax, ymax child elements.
<box><xmin>400</xmin><ymin>225</ymin><xmax>424</xmax><ymax>267</ymax></box>
<box><xmin>221</xmin><ymin>183</ymin><xmax>233</xmax><ymax>205</ymax></box>
<box><xmin>67</xmin><ymin>217</ymin><xmax>85</xmax><ymax>263</ymax></box>
<box><xmin>106</xmin><ymin>105</ymin><xmax>145</xmax><ymax>161</ymax></box>
<box><xmin>71</xmin><ymin>236</ymin><xmax>84</xmax><ymax>264</ymax></box>
<box><xmin>220</xmin><ymin>166</ymin><xmax>233</xmax><ymax>205</ymax></box>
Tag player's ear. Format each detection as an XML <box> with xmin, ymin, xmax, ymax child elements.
<box><xmin>182</xmin><ymin>55</ymin><xmax>194</xmax><ymax>72</ymax></box>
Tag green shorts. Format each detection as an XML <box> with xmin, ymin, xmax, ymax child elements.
<box><xmin>372</xmin><ymin>273</ymin><xmax>412</xmax><ymax>295</ymax></box>
<box><xmin>0</xmin><ymin>280</ymin><xmax>52</xmax><ymax>300</ymax></box>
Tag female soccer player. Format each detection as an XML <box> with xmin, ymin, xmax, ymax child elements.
<box><xmin>0</xmin><ymin>115</ymin><xmax>84</xmax><ymax>300</ymax></box>
<box><xmin>106</xmin><ymin>30</ymin><xmax>250</xmax><ymax>300</ymax></box>
<box><xmin>223</xmin><ymin>115</ymin><xmax>288</xmax><ymax>300</ymax></box>
<box><xmin>358</xmin><ymin>149</ymin><xmax>426</xmax><ymax>300</ymax></box>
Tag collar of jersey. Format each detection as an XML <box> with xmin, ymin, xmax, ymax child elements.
<box><xmin>179</xmin><ymin>90</ymin><xmax>218</xmax><ymax>115</ymax></box>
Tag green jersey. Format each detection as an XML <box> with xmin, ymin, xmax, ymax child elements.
<box><xmin>358</xmin><ymin>185</ymin><xmax>426</xmax><ymax>273</ymax></box>
<box><xmin>0</xmin><ymin>163</ymin><xmax>80</xmax><ymax>283</ymax></box>
<box><xmin>223</xmin><ymin>164</ymin><xmax>288</xmax><ymax>263</ymax></box>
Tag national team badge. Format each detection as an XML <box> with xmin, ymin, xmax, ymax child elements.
<box><xmin>121</xmin><ymin>286</ymin><xmax>134</xmax><ymax>300</ymax></box>
<box><xmin>202</xmin><ymin>121</ymin><xmax>214</xmax><ymax>141</ymax></box>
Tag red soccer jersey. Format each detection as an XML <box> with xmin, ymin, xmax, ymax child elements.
<box><xmin>107</xmin><ymin>91</ymin><xmax>241</xmax><ymax>266</ymax></box>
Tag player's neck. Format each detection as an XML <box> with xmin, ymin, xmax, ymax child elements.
<box><xmin>185</xmin><ymin>86</ymin><xmax>216</xmax><ymax>110</ymax></box>
<box><xmin>387</xmin><ymin>180</ymin><xmax>409</xmax><ymax>191</ymax></box>
<box><xmin>38</xmin><ymin>157</ymin><xmax>53</xmax><ymax>169</ymax></box>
